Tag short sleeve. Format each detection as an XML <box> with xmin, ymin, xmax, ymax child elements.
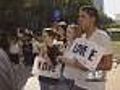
<box><xmin>96</xmin><ymin>33</ymin><xmax>112</xmax><ymax>55</ymax></box>
<box><xmin>0</xmin><ymin>49</ymin><xmax>16</xmax><ymax>90</ymax></box>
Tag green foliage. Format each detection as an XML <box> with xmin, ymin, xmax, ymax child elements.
<box><xmin>111</xmin><ymin>32</ymin><xmax>120</xmax><ymax>41</ymax></box>
<box><xmin>0</xmin><ymin>0</ymin><xmax>93</xmax><ymax>30</ymax></box>
<box><xmin>105</xmin><ymin>24</ymin><xmax>120</xmax><ymax>28</ymax></box>
<box><xmin>0</xmin><ymin>0</ymin><xmax>24</xmax><ymax>9</ymax></box>
<box><xmin>63</xmin><ymin>0</ymin><xmax>93</xmax><ymax>23</ymax></box>
<box><xmin>98</xmin><ymin>12</ymin><xmax>114</xmax><ymax>28</ymax></box>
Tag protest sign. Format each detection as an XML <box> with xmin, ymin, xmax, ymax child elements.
<box><xmin>65</xmin><ymin>38</ymin><xmax>105</xmax><ymax>70</ymax></box>
<box><xmin>32</xmin><ymin>56</ymin><xmax>62</xmax><ymax>79</ymax></box>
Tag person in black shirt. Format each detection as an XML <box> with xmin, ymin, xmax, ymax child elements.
<box><xmin>22</xmin><ymin>33</ymin><xmax>34</xmax><ymax>67</ymax></box>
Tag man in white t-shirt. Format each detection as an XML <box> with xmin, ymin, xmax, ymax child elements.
<box><xmin>62</xmin><ymin>6</ymin><xmax>112</xmax><ymax>90</ymax></box>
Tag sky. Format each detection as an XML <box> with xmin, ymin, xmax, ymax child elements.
<box><xmin>104</xmin><ymin>0</ymin><xmax>120</xmax><ymax>20</ymax></box>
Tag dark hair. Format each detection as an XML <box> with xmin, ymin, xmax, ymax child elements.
<box><xmin>47</xmin><ymin>45</ymin><xmax>62</xmax><ymax>66</ymax></box>
<box><xmin>80</xmin><ymin>6</ymin><xmax>99</xmax><ymax>25</ymax></box>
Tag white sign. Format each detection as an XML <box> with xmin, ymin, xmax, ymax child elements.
<box><xmin>65</xmin><ymin>38</ymin><xmax>105</xmax><ymax>70</ymax></box>
<box><xmin>32</xmin><ymin>56</ymin><xmax>62</xmax><ymax>79</ymax></box>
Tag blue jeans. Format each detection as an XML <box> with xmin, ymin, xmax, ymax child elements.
<box><xmin>39</xmin><ymin>76</ymin><xmax>87</xmax><ymax>90</ymax></box>
<box><xmin>39</xmin><ymin>76</ymin><xmax>74</xmax><ymax>90</ymax></box>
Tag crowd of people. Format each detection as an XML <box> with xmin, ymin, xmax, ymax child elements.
<box><xmin>0</xmin><ymin>5</ymin><xmax>112</xmax><ymax>90</ymax></box>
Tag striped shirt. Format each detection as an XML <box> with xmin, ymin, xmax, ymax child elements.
<box><xmin>0</xmin><ymin>48</ymin><xmax>16</xmax><ymax>90</ymax></box>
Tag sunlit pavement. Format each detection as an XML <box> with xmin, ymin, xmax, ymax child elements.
<box><xmin>106</xmin><ymin>63</ymin><xmax>120</xmax><ymax>90</ymax></box>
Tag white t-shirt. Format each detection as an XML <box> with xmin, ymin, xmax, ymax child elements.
<box><xmin>63</xmin><ymin>29</ymin><xmax>112</xmax><ymax>89</ymax></box>
<box><xmin>9</xmin><ymin>43</ymin><xmax>20</xmax><ymax>54</ymax></box>
<box><xmin>23</xmin><ymin>76</ymin><xmax>41</xmax><ymax>90</ymax></box>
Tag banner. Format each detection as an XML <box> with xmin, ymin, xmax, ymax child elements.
<box><xmin>32</xmin><ymin>56</ymin><xmax>62</xmax><ymax>79</ymax></box>
<box><xmin>65</xmin><ymin>38</ymin><xmax>105</xmax><ymax>70</ymax></box>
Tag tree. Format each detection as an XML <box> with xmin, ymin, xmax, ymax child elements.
<box><xmin>62</xmin><ymin>0</ymin><xmax>93</xmax><ymax>23</ymax></box>
<box><xmin>0</xmin><ymin>0</ymin><xmax>94</xmax><ymax>31</ymax></box>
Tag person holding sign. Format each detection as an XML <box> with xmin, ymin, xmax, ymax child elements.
<box><xmin>61</xmin><ymin>6</ymin><xmax>112</xmax><ymax>90</ymax></box>
<box><xmin>31</xmin><ymin>43</ymin><xmax>52</xmax><ymax>77</ymax></box>
<box><xmin>61</xmin><ymin>24</ymin><xmax>89</xmax><ymax>90</ymax></box>
<box><xmin>24</xmin><ymin>28</ymin><xmax>71</xmax><ymax>90</ymax></box>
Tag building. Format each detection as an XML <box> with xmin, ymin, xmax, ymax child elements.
<box><xmin>93</xmin><ymin>0</ymin><xmax>104</xmax><ymax>12</ymax></box>
<box><xmin>94</xmin><ymin>0</ymin><xmax>120</xmax><ymax>22</ymax></box>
